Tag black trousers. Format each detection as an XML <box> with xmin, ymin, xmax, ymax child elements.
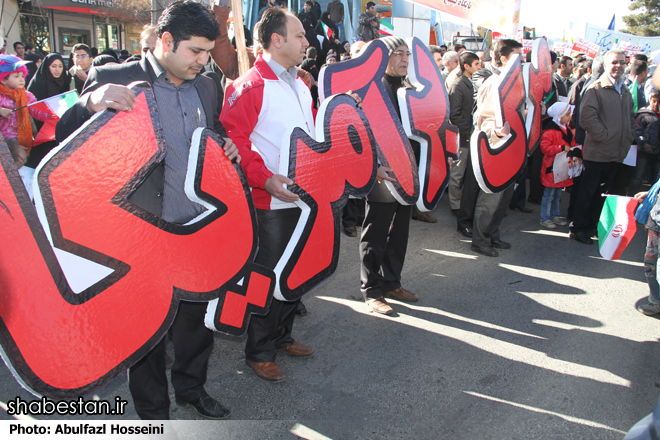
<box><xmin>342</xmin><ymin>198</ymin><xmax>365</xmax><ymax>229</ymax></box>
<box><xmin>631</xmin><ymin>150</ymin><xmax>660</xmax><ymax>195</ymax></box>
<box><xmin>245</xmin><ymin>208</ymin><xmax>301</xmax><ymax>363</ymax></box>
<box><xmin>510</xmin><ymin>163</ymin><xmax>528</xmax><ymax>208</ymax></box>
<box><xmin>457</xmin><ymin>154</ymin><xmax>480</xmax><ymax>230</ymax></box>
<box><xmin>360</xmin><ymin>201</ymin><xmax>412</xmax><ymax>300</ymax></box>
<box><xmin>570</xmin><ymin>160</ymin><xmax>620</xmax><ymax>233</ymax></box>
<box><xmin>128</xmin><ymin>301</ymin><xmax>213</xmax><ymax>420</ymax></box>
<box><xmin>528</xmin><ymin>148</ymin><xmax>544</xmax><ymax>203</ymax></box>
<box><xmin>610</xmin><ymin>163</ymin><xmax>636</xmax><ymax>196</ymax></box>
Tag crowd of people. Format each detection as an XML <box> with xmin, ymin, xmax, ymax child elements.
<box><xmin>4</xmin><ymin>0</ymin><xmax>660</xmax><ymax>422</ymax></box>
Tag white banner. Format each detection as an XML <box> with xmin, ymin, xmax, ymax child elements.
<box><xmin>584</xmin><ymin>23</ymin><xmax>660</xmax><ymax>56</ymax></box>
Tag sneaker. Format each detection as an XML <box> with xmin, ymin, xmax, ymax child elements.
<box><xmin>638</xmin><ymin>302</ymin><xmax>660</xmax><ymax>316</ymax></box>
<box><xmin>540</xmin><ymin>219</ymin><xmax>557</xmax><ymax>229</ymax></box>
<box><xmin>552</xmin><ymin>216</ymin><xmax>568</xmax><ymax>226</ymax></box>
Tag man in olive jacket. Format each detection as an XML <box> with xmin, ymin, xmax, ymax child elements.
<box><xmin>570</xmin><ymin>49</ymin><xmax>636</xmax><ymax>244</ymax></box>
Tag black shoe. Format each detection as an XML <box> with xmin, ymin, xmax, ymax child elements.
<box><xmin>296</xmin><ymin>301</ymin><xmax>307</xmax><ymax>316</ymax></box>
<box><xmin>471</xmin><ymin>245</ymin><xmax>498</xmax><ymax>257</ymax></box>
<box><xmin>510</xmin><ymin>205</ymin><xmax>534</xmax><ymax>213</ymax></box>
<box><xmin>587</xmin><ymin>228</ymin><xmax>598</xmax><ymax>238</ymax></box>
<box><xmin>570</xmin><ymin>232</ymin><xmax>593</xmax><ymax>245</ymax></box>
<box><xmin>491</xmin><ymin>239</ymin><xmax>511</xmax><ymax>249</ymax></box>
<box><xmin>458</xmin><ymin>227</ymin><xmax>473</xmax><ymax>238</ymax></box>
<box><xmin>175</xmin><ymin>395</ymin><xmax>231</xmax><ymax>420</ymax></box>
<box><xmin>343</xmin><ymin>226</ymin><xmax>358</xmax><ymax>237</ymax></box>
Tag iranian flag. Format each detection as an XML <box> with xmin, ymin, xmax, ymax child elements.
<box><xmin>380</xmin><ymin>20</ymin><xmax>394</xmax><ymax>37</ymax></box>
<box><xmin>598</xmin><ymin>195</ymin><xmax>640</xmax><ymax>260</ymax></box>
<box><xmin>320</xmin><ymin>21</ymin><xmax>333</xmax><ymax>40</ymax></box>
<box><xmin>30</xmin><ymin>91</ymin><xmax>79</xmax><ymax>145</ymax></box>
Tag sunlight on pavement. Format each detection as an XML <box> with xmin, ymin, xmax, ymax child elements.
<box><xmin>393</xmin><ymin>302</ymin><xmax>545</xmax><ymax>339</ymax></box>
<box><xmin>521</xmin><ymin>229</ymin><xmax>571</xmax><ymax>238</ymax></box>
<box><xmin>463</xmin><ymin>391</ymin><xmax>627</xmax><ymax>434</ymax></box>
<box><xmin>290</xmin><ymin>423</ymin><xmax>334</xmax><ymax>440</ymax></box>
<box><xmin>499</xmin><ymin>263</ymin><xmax>655</xmax><ymax>342</ymax></box>
<box><xmin>318</xmin><ymin>296</ymin><xmax>631</xmax><ymax>387</ymax></box>
<box><xmin>588</xmin><ymin>256</ymin><xmax>644</xmax><ymax>267</ymax></box>
<box><xmin>425</xmin><ymin>249</ymin><xmax>478</xmax><ymax>259</ymax></box>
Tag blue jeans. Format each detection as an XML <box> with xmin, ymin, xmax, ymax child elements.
<box><xmin>540</xmin><ymin>187</ymin><xmax>562</xmax><ymax>222</ymax></box>
<box><xmin>336</xmin><ymin>22</ymin><xmax>344</xmax><ymax>41</ymax></box>
<box><xmin>645</xmin><ymin>230</ymin><xmax>660</xmax><ymax>304</ymax></box>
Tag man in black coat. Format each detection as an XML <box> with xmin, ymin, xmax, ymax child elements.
<box><xmin>56</xmin><ymin>0</ymin><xmax>238</xmax><ymax>421</ymax></box>
<box><xmin>448</xmin><ymin>51</ymin><xmax>480</xmax><ymax>219</ymax></box>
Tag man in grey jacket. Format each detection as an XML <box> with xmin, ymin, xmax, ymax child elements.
<box><xmin>570</xmin><ymin>49</ymin><xmax>636</xmax><ymax>244</ymax></box>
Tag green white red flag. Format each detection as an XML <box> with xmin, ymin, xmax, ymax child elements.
<box><xmin>30</xmin><ymin>91</ymin><xmax>79</xmax><ymax>145</ymax></box>
<box><xmin>320</xmin><ymin>21</ymin><xmax>333</xmax><ymax>40</ymax></box>
<box><xmin>597</xmin><ymin>195</ymin><xmax>640</xmax><ymax>260</ymax></box>
<box><xmin>380</xmin><ymin>20</ymin><xmax>394</xmax><ymax>37</ymax></box>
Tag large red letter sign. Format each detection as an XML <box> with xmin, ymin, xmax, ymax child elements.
<box><xmin>319</xmin><ymin>39</ymin><xmax>419</xmax><ymax>205</ymax></box>
<box><xmin>523</xmin><ymin>38</ymin><xmax>553</xmax><ymax>155</ymax></box>
<box><xmin>0</xmin><ymin>87</ymin><xmax>273</xmax><ymax>398</ymax></box>
<box><xmin>273</xmin><ymin>94</ymin><xmax>377</xmax><ymax>301</ymax></box>
<box><xmin>399</xmin><ymin>37</ymin><xmax>458</xmax><ymax>211</ymax></box>
<box><xmin>471</xmin><ymin>54</ymin><xmax>528</xmax><ymax>194</ymax></box>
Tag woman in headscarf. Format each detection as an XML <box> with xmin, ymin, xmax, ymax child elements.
<box><xmin>315</xmin><ymin>12</ymin><xmax>341</xmax><ymax>70</ymax></box>
<box><xmin>25</xmin><ymin>53</ymin><xmax>71</xmax><ymax>167</ymax></box>
<box><xmin>27</xmin><ymin>53</ymin><xmax>70</xmax><ymax>101</ymax></box>
<box><xmin>24</xmin><ymin>52</ymin><xmax>42</xmax><ymax>84</ymax></box>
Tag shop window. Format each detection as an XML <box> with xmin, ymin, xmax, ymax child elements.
<box><xmin>19</xmin><ymin>13</ymin><xmax>50</xmax><ymax>53</ymax></box>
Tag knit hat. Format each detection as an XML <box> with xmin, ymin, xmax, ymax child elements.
<box><xmin>380</xmin><ymin>36</ymin><xmax>407</xmax><ymax>56</ymax></box>
<box><xmin>0</xmin><ymin>55</ymin><xmax>29</xmax><ymax>82</ymax></box>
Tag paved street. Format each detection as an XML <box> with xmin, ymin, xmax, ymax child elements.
<box><xmin>2</xmin><ymin>194</ymin><xmax>659</xmax><ymax>439</ymax></box>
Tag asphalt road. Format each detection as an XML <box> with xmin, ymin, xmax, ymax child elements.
<box><xmin>2</xmin><ymin>193</ymin><xmax>659</xmax><ymax>440</ymax></box>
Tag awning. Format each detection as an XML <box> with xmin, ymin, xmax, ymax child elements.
<box><xmin>35</xmin><ymin>0</ymin><xmax>117</xmax><ymax>16</ymax></box>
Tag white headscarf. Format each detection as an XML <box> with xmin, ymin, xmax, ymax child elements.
<box><xmin>547</xmin><ymin>102</ymin><xmax>574</xmax><ymax>128</ymax></box>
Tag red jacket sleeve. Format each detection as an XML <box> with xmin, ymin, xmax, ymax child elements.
<box><xmin>540</xmin><ymin>129</ymin><xmax>565</xmax><ymax>159</ymax></box>
<box><xmin>220</xmin><ymin>80</ymin><xmax>274</xmax><ymax>190</ymax></box>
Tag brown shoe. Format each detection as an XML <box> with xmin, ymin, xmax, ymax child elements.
<box><xmin>245</xmin><ymin>359</ymin><xmax>285</xmax><ymax>383</ymax></box>
<box><xmin>412</xmin><ymin>209</ymin><xmax>437</xmax><ymax>223</ymax></box>
<box><xmin>277</xmin><ymin>341</ymin><xmax>314</xmax><ymax>357</ymax></box>
<box><xmin>367</xmin><ymin>297</ymin><xmax>393</xmax><ymax>315</ymax></box>
<box><xmin>387</xmin><ymin>287</ymin><xmax>419</xmax><ymax>302</ymax></box>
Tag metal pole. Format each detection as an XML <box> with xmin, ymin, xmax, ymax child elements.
<box><xmin>232</xmin><ymin>0</ymin><xmax>250</xmax><ymax>76</ymax></box>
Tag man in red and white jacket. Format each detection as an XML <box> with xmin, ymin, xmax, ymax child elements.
<box><xmin>220</xmin><ymin>7</ymin><xmax>314</xmax><ymax>383</ymax></box>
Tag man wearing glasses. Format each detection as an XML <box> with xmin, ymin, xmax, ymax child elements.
<box><xmin>570</xmin><ymin>49</ymin><xmax>636</xmax><ymax>244</ymax></box>
<box><xmin>70</xmin><ymin>44</ymin><xmax>93</xmax><ymax>95</ymax></box>
<box><xmin>359</xmin><ymin>36</ymin><xmax>420</xmax><ymax>315</ymax></box>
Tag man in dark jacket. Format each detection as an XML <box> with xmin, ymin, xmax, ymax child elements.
<box><xmin>357</xmin><ymin>2</ymin><xmax>379</xmax><ymax>42</ymax></box>
<box><xmin>570</xmin><ymin>49</ymin><xmax>636</xmax><ymax>244</ymax></box>
<box><xmin>56</xmin><ymin>0</ymin><xmax>238</xmax><ymax>420</ymax></box>
<box><xmin>326</xmin><ymin>0</ymin><xmax>344</xmax><ymax>41</ymax></box>
<box><xmin>448</xmin><ymin>51</ymin><xmax>480</xmax><ymax>217</ymax></box>
<box><xmin>360</xmin><ymin>36</ymin><xmax>420</xmax><ymax>315</ymax></box>
<box><xmin>631</xmin><ymin>90</ymin><xmax>660</xmax><ymax>194</ymax></box>
<box><xmin>554</xmin><ymin>55</ymin><xmax>573</xmax><ymax>97</ymax></box>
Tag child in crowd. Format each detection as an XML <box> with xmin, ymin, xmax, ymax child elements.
<box><xmin>539</xmin><ymin>102</ymin><xmax>582</xmax><ymax>229</ymax></box>
<box><xmin>636</xmin><ymin>182</ymin><xmax>660</xmax><ymax>315</ymax></box>
<box><xmin>0</xmin><ymin>54</ymin><xmax>50</xmax><ymax>168</ymax></box>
